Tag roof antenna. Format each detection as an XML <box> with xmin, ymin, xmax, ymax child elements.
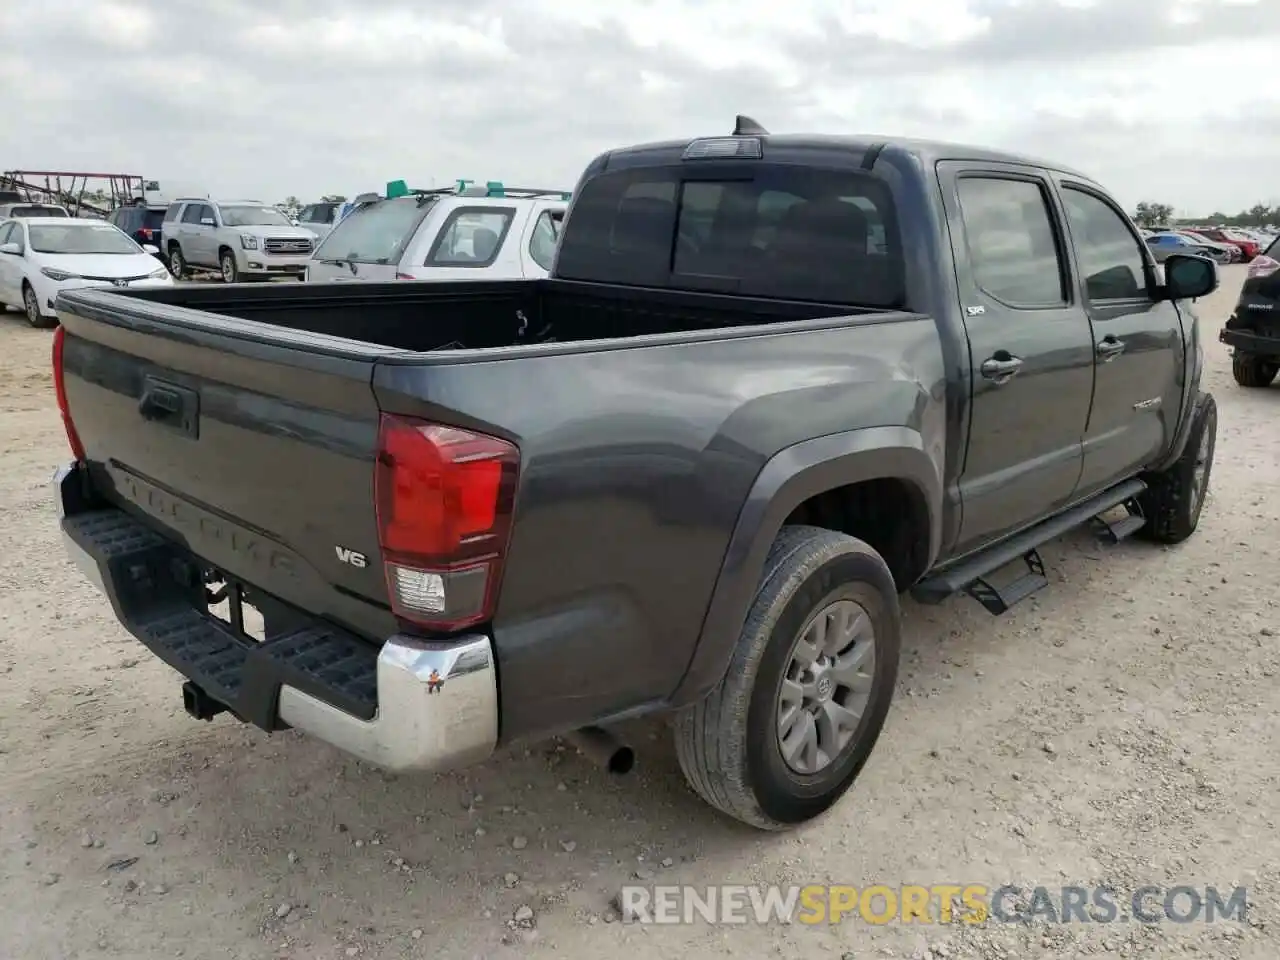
<box><xmin>733</xmin><ymin>115</ymin><xmax>769</xmax><ymax>136</ymax></box>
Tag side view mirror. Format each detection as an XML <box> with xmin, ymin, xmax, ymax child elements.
<box><xmin>1160</xmin><ymin>253</ymin><xmax>1218</xmax><ymax>301</ymax></box>
<box><xmin>142</xmin><ymin>243</ymin><xmax>159</xmax><ymax>254</ymax></box>
<box><xmin>0</xmin><ymin>242</ymin><xmax>19</xmax><ymax>255</ymax></box>
<box><xmin>200</xmin><ymin>218</ymin><xmax>216</xmax><ymax>227</ymax></box>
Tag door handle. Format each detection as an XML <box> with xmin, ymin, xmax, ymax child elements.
<box><xmin>980</xmin><ymin>353</ymin><xmax>1023</xmax><ymax>384</ymax></box>
<box><xmin>1096</xmin><ymin>335</ymin><xmax>1126</xmax><ymax>361</ymax></box>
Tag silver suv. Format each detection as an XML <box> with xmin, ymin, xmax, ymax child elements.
<box><xmin>160</xmin><ymin>199</ymin><xmax>317</xmax><ymax>282</ymax></box>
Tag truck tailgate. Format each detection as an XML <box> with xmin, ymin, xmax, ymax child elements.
<box><xmin>55</xmin><ymin>288</ymin><xmax>399</xmax><ymax>642</ymax></box>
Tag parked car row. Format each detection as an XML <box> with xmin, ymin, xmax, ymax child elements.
<box><xmin>1139</xmin><ymin>224</ymin><xmax>1276</xmax><ymax>264</ymax></box>
<box><xmin>144</xmin><ymin>181</ymin><xmax>570</xmax><ymax>285</ymax></box>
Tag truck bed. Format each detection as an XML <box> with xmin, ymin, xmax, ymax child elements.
<box><xmin>54</xmin><ymin>279</ymin><xmax>941</xmax><ymax>742</ymax></box>
<box><xmin>100</xmin><ymin>278</ymin><xmax>889</xmax><ymax>353</ymax></box>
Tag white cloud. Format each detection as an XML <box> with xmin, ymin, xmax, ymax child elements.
<box><xmin>1</xmin><ymin>0</ymin><xmax>1277</xmax><ymax>215</ymax></box>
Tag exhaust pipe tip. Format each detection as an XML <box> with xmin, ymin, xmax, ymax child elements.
<box><xmin>607</xmin><ymin>744</ymin><xmax>636</xmax><ymax>775</ymax></box>
<box><xmin>566</xmin><ymin>726</ymin><xmax>634</xmax><ymax>775</ymax></box>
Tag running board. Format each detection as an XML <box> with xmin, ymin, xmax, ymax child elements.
<box><xmin>1091</xmin><ymin>497</ymin><xmax>1147</xmax><ymax>544</ymax></box>
<box><xmin>912</xmin><ymin>478</ymin><xmax>1147</xmax><ymax>613</ymax></box>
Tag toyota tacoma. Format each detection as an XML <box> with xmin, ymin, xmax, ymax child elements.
<box><xmin>51</xmin><ymin>118</ymin><xmax>1220</xmax><ymax>829</ymax></box>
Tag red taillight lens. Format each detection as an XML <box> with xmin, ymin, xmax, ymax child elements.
<box><xmin>374</xmin><ymin>414</ymin><xmax>519</xmax><ymax>631</ymax></box>
<box><xmin>51</xmin><ymin>325</ymin><xmax>85</xmax><ymax>460</ymax></box>
<box><xmin>1247</xmin><ymin>255</ymin><xmax>1280</xmax><ymax>280</ymax></box>
<box><xmin>139</xmin><ymin>228</ymin><xmax>152</xmax><ymax>240</ymax></box>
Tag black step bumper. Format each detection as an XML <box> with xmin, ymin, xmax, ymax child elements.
<box><xmin>54</xmin><ymin>462</ymin><xmax>498</xmax><ymax>772</ymax></box>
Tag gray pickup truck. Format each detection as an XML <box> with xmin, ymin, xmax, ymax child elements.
<box><xmin>52</xmin><ymin>118</ymin><xmax>1219</xmax><ymax>830</ymax></box>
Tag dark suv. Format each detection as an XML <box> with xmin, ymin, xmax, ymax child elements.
<box><xmin>107</xmin><ymin>204</ymin><xmax>169</xmax><ymax>265</ymax></box>
<box><xmin>1220</xmin><ymin>235</ymin><xmax>1280</xmax><ymax>387</ymax></box>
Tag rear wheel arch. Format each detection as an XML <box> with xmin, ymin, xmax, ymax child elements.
<box><xmin>671</xmin><ymin>427</ymin><xmax>941</xmax><ymax>706</ymax></box>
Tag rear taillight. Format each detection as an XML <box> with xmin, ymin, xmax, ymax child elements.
<box><xmin>51</xmin><ymin>325</ymin><xmax>86</xmax><ymax>460</ymax></box>
<box><xmin>1248</xmin><ymin>255</ymin><xmax>1280</xmax><ymax>280</ymax></box>
<box><xmin>139</xmin><ymin>228</ymin><xmax>152</xmax><ymax>240</ymax></box>
<box><xmin>374</xmin><ymin>414</ymin><xmax>519</xmax><ymax>631</ymax></box>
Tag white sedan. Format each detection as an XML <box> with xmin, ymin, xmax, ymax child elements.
<box><xmin>0</xmin><ymin>217</ymin><xmax>174</xmax><ymax>328</ymax></box>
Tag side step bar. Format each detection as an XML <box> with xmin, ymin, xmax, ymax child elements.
<box><xmin>912</xmin><ymin>478</ymin><xmax>1147</xmax><ymax>614</ymax></box>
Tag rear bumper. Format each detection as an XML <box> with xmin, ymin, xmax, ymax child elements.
<box><xmin>1220</xmin><ymin>327</ymin><xmax>1280</xmax><ymax>359</ymax></box>
<box><xmin>53</xmin><ymin>462</ymin><xmax>498</xmax><ymax>773</ymax></box>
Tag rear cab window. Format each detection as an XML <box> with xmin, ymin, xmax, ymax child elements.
<box><xmin>554</xmin><ymin>164</ymin><xmax>905</xmax><ymax>307</ymax></box>
<box><xmin>313</xmin><ymin>197</ymin><xmax>433</xmax><ymax>265</ymax></box>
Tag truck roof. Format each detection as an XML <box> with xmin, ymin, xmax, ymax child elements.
<box><xmin>599</xmin><ymin>132</ymin><xmax>1095</xmax><ymax>184</ymax></box>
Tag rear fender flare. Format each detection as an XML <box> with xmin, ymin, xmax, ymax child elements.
<box><xmin>670</xmin><ymin>426</ymin><xmax>942</xmax><ymax>706</ymax></box>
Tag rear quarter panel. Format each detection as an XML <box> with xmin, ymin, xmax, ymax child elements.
<box><xmin>373</xmin><ymin>316</ymin><xmax>946</xmax><ymax>743</ymax></box>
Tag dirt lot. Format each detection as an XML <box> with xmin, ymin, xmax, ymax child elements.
<box><xmin>1</xmin><ymin>270</ymin><xmax>1277</xmax><ymax>960</ymax></box>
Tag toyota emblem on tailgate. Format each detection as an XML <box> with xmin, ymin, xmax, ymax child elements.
<box><xmin>112</xmin><ymin>279</ymin><xmax>129</xmax><ymax>287</ymax></box>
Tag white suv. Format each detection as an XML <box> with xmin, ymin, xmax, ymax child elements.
<box><xmin>303</xmin><ymin>184</ymin><xmax>567</xmax><ymax>284</ymax></box>
<box><xmin>160</xmin><ymin>199</ymin><xmax>318</xmax><ymax>282</ymax></box>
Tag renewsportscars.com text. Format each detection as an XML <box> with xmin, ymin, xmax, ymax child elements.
<box><xmin>617</xmin><ymin>884</ymin><xmax>1249</xmax><ymax>926</ymax></box>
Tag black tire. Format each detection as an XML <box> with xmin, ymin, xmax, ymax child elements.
<box><xmin>22</xmin><ymin>281</ymin><xmax>54</xmax><ymax>329</ymax></box>
<box><xmin>168</xmin><ymin>244</ymin><xmax>187</xmax><ymax>279</ymax></box>
<box><xmin>219</xmin><ymin>249</ymin><xmax>239</xmax><ymax>283</ymax></box>
<box><xmin>672</xmin><ymin>525</ymin><xmax>901</xmax><ymax>829</ymax></box>
<box><xmin>1137</xmin><ymin>392</ymin><xmax>1217</xmax><ymax>545</ymax></box>
<box><xmin>1232</xmin><ymin>355</ymin><xmax>1278</xmax><ymax>388</ymax></box>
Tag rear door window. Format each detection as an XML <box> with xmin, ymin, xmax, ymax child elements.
<box><xmin>314</xmin><ymin>197</ymin><xmax>434</xmax><ymax>264</ymax></box>
<box><xmin>554</xmin><ymin>165</ymin><xmax>904</xmax><ymax>306</ymax></box>
<box><xmin>956</xmin><ymin>176</ymin><xmax>1067</xmax><ymax>307</ymax></box>
<box><xmin>427</xmin><ymin>209</ymin><xmax>515</xmax><ymax>267</ymax></box>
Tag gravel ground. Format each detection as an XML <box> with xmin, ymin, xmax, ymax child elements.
<box><xmin>0</xmin><ymin>268</ymin><xmax>1276</xmax><ymax>960</ymax></box>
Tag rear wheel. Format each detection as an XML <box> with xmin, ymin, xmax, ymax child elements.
<box><xmin>672</xmin><ymin>525</ymin><xmax>900</xmax><ymax>829</ymax></box>
<box><xmin>1137</xmin><ymin>392</ymin><xmax>1217</xmax><ymax>545</ymax></box>
<box><xmin>1232</xmin><ymin>354</ymin><xmax>1278</xmax><ymax>388</ymax></box>
<box><xmin>22</xmin><ymin>281</ymin><xmax>53</xmax><ymax>329</ymax></box>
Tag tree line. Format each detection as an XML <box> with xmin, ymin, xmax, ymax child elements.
<box><xmin>1134</xmin><ymin>200</ymin><xmax>1280</xmax><ymax>229</ymax></box>
<box><xmin>278</xmin><ymin>195</ymin><xmax>346</xmax><ymax>217</ymax></box>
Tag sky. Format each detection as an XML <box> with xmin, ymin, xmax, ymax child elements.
<box><xmin>3</xmin><ymin>0</ymin><xmax>1277</xmax><ymax>217</ymax></box>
